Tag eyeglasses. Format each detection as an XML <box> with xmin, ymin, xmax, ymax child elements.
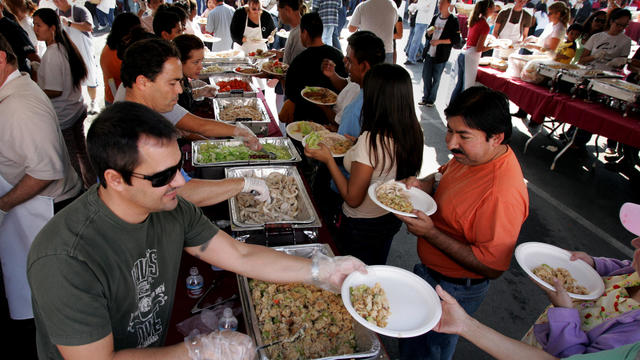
<box><xmin>130</xmin><ymin>155</ymin><xmax>183</xmax><ymax>187</ymax></box>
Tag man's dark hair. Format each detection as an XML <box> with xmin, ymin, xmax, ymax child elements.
<box><xmin>167</xmin><ymin>4</ymin><xmax>188</xmax><ymax>23</ymax></box>
<box><xmin>278</xmin><ymin>0</ymin><xmax>301</xmax><ymax>10</ymax></box>
<box><xmin>87</xmin><ymin>101</ymin><xmax>179</xmax><ymax>188</ymax></box>
<box><xmin>173</xmin><ymin>33</ymin><xmax>204</xmax><ymax>62</ymax></box>
<box><xmin>106</xmin><ymin>12</ymin><xmax>141</xmax><ymax>50</ymax></box>
<box><xmin>567</xmin><ymin>23</ymin><xmax>583</xmax><ymax>34</ymax></box>
<box><xmin>300</xmin><ymin>12</ymin><xmax>323</xmax><ymax>39</ymax></box>
<box><xmin>445</xmin><ymin>86</ymin><xmax>512</xmax><ymax>144</ymax></box>
<box><xmin>121</xmin><ymin>38</ymin><xmax>181</xmax><ymax>88</ymax></box>
<box><xmin>153</xmin><ymin>8</ymin><xmax>181</xmax><ymax>37</ymax></box>
<box><xmin>0</xmin><ymin>34</ymin><xmax>18</xmax><ymax>67</ymax></box>
<box><xmin>347</xmin><ymin>31</ymin><xmax>385</xmax><ymax>67</ymax></box>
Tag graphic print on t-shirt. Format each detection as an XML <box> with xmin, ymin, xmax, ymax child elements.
<box><xmin>127</xmin><ymin>249</ymin><xmax>168</xmax><ymax>347</ymax></box>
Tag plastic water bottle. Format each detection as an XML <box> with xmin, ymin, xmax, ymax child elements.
<box><xmin>186</xmin><ymin>267</ymin><xmax>204</xmax><ymax>299</ymax></box>
<box><xmin>218</xmin><ymin>307</ymin><xmax>238</xmax><ymax>331</ymax></box>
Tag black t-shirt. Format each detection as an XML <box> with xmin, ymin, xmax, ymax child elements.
<box><xmin>0</xmin><ymin>17</ymin><xmax>36</xmax><ymax>72</ymax></box>
<box><xmin>285</xmin><ymin>44</ymin><xmax>347</xmax><ymax>124</ymax></box>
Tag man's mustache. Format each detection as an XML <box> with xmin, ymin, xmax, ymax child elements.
<box><xmin>450</xmin><ymin>148</ymin><xmax>464</xmax><ymax>155</ymax></box>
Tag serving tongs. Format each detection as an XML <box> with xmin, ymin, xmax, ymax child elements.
<box><xmin>249</xmin><ymin>148</ymin><xmax>277</xmax><ymax>160</ymax></box>
<box><xmin>256</xmin><ymin>324</ymin><xmax>307</xmax><ymax>351</ymax></box>
<box><xmin>191</xmin><ymin>279</ymin><xmax>239</xmax><ymax>314</ymax></box>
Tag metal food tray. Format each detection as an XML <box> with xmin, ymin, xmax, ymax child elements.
<box><xmin>213</xmin><ymin>98</ymin><xmax>271</xmax><ymax>136</ymax></box>
<box><xmin>192</xmin><ymin>137</ymin><xmax>302</xmax><ymax>167</ymax></box>
<box><xmin>236</xmin><ymin>243</ymin><xmax>381</xmax><ymax>360</ymax></box>
<box><xmin>209</xmin><ymin>74</ymin><xmax>257</xmax><ymax>98</ymax></box>
<box><xmin>558</xmin><ymin>69</ymin><xmax>623</xmax><ymax>84</ymax></box>
<box><xmin>199</xmin><ymin>63</ymin><xmax>237</xmax><ymax>78</ymax></box>
<box><xmin>537</xmin><ymin>62</ymin><xmax>570</xmax><ymax>79</ymax></box>
<box><xmin>588</xmin><ymin>78</ymin><xmax>640</xmax><ymax>103</ymax></box>
<box><xmin>225</xmin><ymin>166</ymin><xmax>320</xmax><ymax>230</ymax></box>
<box><xmin>204</xmin><ymin>49</ymin><xmax>248</xmax><ymax>64</ymax></box>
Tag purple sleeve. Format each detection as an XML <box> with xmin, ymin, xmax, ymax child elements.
<box><xmin>534</xmin><ymin>307</ymin><xmax>589</xmax><ymax>358</ymax></box>
<box><xmin>593</xmin><ymin>257</ymin><xmax>634</xmax><ymax>276</ymax></box>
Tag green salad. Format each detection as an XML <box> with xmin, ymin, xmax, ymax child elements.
<box><xmin>197</xmin><ymin>142</ymin><xmax>292</xmax><ymax>163</ymax></box>
<box><xmin>305</xmin><ymin>131</ymin><xmax>323</xmax><ymax>149</ymax></box>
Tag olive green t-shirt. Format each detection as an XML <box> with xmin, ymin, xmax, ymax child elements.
<box><xmin>27</xmin><ymin>185</ymin><xmax>219</xmax><ymax>359</ymax></box>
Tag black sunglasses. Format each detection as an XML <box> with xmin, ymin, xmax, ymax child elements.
<box><xmin>130</xmin><ymin>155</ymin><xmax>184</xmax><ymax>187</ymax></box>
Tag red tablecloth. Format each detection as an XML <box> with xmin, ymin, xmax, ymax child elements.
<box><xmin>625</xmin><ymin>21</ymin><xmax>640</xmax><ymax>43</ymax></box>
<box><xmin>476</xmin><ymin>66</ymin><xmax>640</xmax><ymax>148</ymax></box>
<box><xmin>458</xmin><ymin>15</ymin><xmax>468</xmax><ymax>41</ymax></box>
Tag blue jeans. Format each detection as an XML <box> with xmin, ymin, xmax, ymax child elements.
<box><xmin>127</xmin><ymin>0</ymin><xmax>139</xmax><ymax>13</ymax></box>
<box><xmin>333</xmin><ymin>6</ymin><xmax>346</xmax><ymax>51</ymax></box>
<box><xmin>337</xmin><ymin>212</ymin><xmax>402</xmax><ymax>265</ymax></box>
<box><xmin>322</xmin><ymin>25</ymin><xmax>338</xmax><ymax>49</ymax></box>
<box><xmin>404</xmin><ymin>25</ymin><xmax>415</xmax><ymax>53</ymax></box>
<box><xmin>449</xmin><ymin>52</ymin><xmax>465</xmax><ymax>105</ymax></box>
<box><xmin>96</xmin><ymin>8</ymin><xmax>114</xmax><ymax>27</ymax></box>
<box><xmin>422</xmin><ymin>54</ymin><xmax>446</xmax><ymax>103</ymax></box>
<box><xmin>408</xmin><ymin>23</ymin><xmax>427</xmax><ymax>62</ymax></box>
<box><xmin>399</xmin><ymin>264</ymin><xmax>490</xmax><ymax>360</ymax></box>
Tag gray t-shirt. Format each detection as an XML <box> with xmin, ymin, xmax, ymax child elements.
<box><xmin>27</xmin><ymin>185</ymin><xmax>219</xmax><ymax>358</ymax></box>
<box><xmin>283</xmin><ymin>25</ymin><xmax>305</xmax><ymax>65</ymax></box>
<box><xmin>206</xmin><ymin>3</ymin><xmax>235</xmax><ymax>51</ymax></box>
<box><xmin>114</xmin><ymin>84</ymin><xmax>188</xmax><ymax>126</ymax></box>
<box><xmin>56</xmin><ymin>5</ymin><xmax>93</xmax><ymax>38</ymax></box>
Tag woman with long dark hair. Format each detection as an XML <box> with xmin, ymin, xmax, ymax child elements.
<box><xmin>305</xmin><ymin>64</ymin><xmax>424</xmax><ymax>265</ymax></box>
<box><xmin>582</xmin><ymin>10</ymin><xmax>607</xmax><ymax>42</ymax></box>
<box><xmin>100</xmin><ymin>12</ymin><xmax>140</xmax><ymax>105</ymax></box>
<box><xmin>33</xmin><ymin>8</ymin><xmax>95</xmax><ymax>188</ymax></box>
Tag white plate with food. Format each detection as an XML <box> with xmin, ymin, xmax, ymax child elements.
<box><xmin>515</xmin><ymin>242</ymin><xmax>605</xmax><ymax>300</ymax></box>
<box><xmin>201</xmin><ymin>34</ymin><xmax>221</xmax><ymax>43</ymax></box>
<box><xmin>341</xmin><ymin>265</ymin><xmax>442</xmax><ymax>338</ymax></box>
<box><xmin>285</xmin><ymin>121</ymin><xmax>327</xmax><ymax>142</ymax></box>
<box><xmin>261</xmin><ymin>60</ymin><xmax>289</xmax><ymax>76</ymax></box>
<box><xmin>247</xmin><ymin>49</ymin><xmax>277</xmax><ymax>60</ymax></box>
<box><xmin>197</xmin><ymin>17</ymin><xmax>207</xmax><ymax>25</ymax></box>
<box><xmin>233</xmin><ymin>65</ymin><xmax>261</xmax><ymax>76</ymax></box>
<box><xmin>302</xmin><ymin>131</ymin><xmax>353</xmax><ymax>157</ymax></box>
<box><xmin>200</xmin><ymin>64</ymin><xmax>228</xmax><ymax>75</ymax></box>
<box><xmin>369</xmin><ymin>181</ymin><xmax>437</xmax><ymax>218</ymax></box>
<box><xmin>301</xmin><ymin>86</ymin><xmax>338</xmax><ymax>106</ymax></box>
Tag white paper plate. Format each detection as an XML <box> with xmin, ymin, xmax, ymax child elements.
<box><xmin>515</xmin><ymin>242</ymin><xmax>605</xmax><ymax>300</ymax></box>
<box><xmin>300</xmin><ymin>87</ymin><xmax>338</xmax><ymax>106</ymax></box>
<box><xmin>276</xmin><ymin>29</ymin><xmax>289</xmax><ymax>38</ymax></box>
<box><xmin>302</xmin><ymin>132</ymin><xmax>352</xmax><ymax>157</ymax></box>
<box><xmin>368</xmin><ymin>181</ymin><xmax>437</xmax><ymax>218</ymax></box>
<box><xmin>261</xmin><ymin>61</ymin><xmax>289</xmax><ymax>76</ymax></box>
<box><xmin>285</xmin><ymin>121</ymin><xmax>327</xmax><ymax>142</ymax></box>
<box><xmin>341</xmin><ymin>265</ymin><xmax>442</xmax><ymax>338</ymax></box>
<box><xmin>232</xmin><ymin>66</ymin><xmax>261</xmax><ymax>76</ymax></box>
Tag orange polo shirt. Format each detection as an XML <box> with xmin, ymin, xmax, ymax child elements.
<box><xmin>100</xmin><ymin>46</ymin><xmax>121</xmax><ymax>104</ymax></box>
<box><xmin>417</xmin><ymin>146</ymin><xmax>529</xmax><ymax>279</ymax></box>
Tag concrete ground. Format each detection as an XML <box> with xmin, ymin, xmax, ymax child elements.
<box><xmin>84</xmin><ymin>17</ymin><xmax>638</xmax><ymax>359</ymax></box>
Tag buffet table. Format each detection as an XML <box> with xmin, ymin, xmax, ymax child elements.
<box><xmin>476</xmin><ymin>66</ymin><xmax>640</xmax><ymax>169</ymax></box>
<box><xmin>164</xmin><ymin>76</ymin><xmax>390</xmax><ymax>359</ymax></box>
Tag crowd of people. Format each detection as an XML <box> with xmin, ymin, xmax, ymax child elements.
<box><xmin>0</xmin><ymin>0</ymin><xmax>639</xmax><ymax>359</ymax></box>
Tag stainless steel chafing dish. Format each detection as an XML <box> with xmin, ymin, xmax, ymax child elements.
<box><xmin>204</xmin><ymin>49</ymin><xmax>249</xmax><ymax>64</ymax></box>
<box><xmin>225</xmin><ymin>166</ymin><xmax>321</xmax><ymax>231</ymax></box>
<box><xmin>191</xmin><ymin>137</ymin><xmax>302</xmax><ymax>167</ymax></box>
<box><xmin>199</xmin><ymin>63</ymin><xmax>237</xmax><ymax>79</ymax></box>
<box><xmin>536</xmin><ymin>62</ymin><xmax>578</xmax><ymax>79</ymax></box>
<box><xmin>209</xmin><ymin>74</ymin><xmax>257</xmax><ymax>98</ymax></box>
<box><xmin>588</xmin><ymin>78</ymin><xmax>640</xmax><ymax>103</ymax></box>
<box><xmin>557</xmin><ymin>68</ymin><xmax>623</xmax><ymax>84</ymax></box>
<box><xmin>236</xmin><ymin>243</ymin><xmax>381</xmax><ymax>360</ymax></box>
<box><xmin>213</xmin><ymin>98</ymin><xmax>271</xmax><ymax>136</ymax></box>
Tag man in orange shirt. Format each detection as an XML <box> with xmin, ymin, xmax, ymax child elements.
<box><xmin>397</xmin><ymin>86</ymin><xmax>529</xmax><ymax>360</ymax></box>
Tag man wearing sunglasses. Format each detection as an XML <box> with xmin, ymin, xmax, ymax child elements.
<box><xmin>27</xmin><ymin>101</ymin><xmax>367</xmax><ymax>360</ymax></box>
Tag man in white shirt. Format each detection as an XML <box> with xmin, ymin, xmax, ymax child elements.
<box><xmin>406</xmin><ymin>0</ymin><xmax>436</xmax><ymax>64</ymax></box>
<box><xmin>205</xmin><ymin>0</ymin><xmax>234</xmax><ymax>51</ymax></box>
<box><xmin>348</xmin><ymin>0</ymin><xmax>398</xmax><ymax>63</ymax></box>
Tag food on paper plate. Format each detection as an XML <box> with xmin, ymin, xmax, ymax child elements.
<box><xmin>236</xmin><ymin>172</ymin><xmax>301</xmax><ymax>223</ymax></box>
<box><xmin>350</xmin><ymin>283</ymin><xmax>391</xmax><ymax>328</ymax></box>
<box><xmin>291</xmin><ymin>121</ymin><xmax>326</xmax><ymax>138</ymax></box>
<box><xmin>215</xmin><ymin>79</ymin><xmax>252</xmax><ymax>92</ymax></box>
<box><xmin>234</xmin><ymin>66</ymin><xmax>261</xmax><ymax>75</ymax></box>
<box><xmin>197</xmin><ymin>142</ymin><xmax>291</xmax><ymax>163</ymax></box>
<box><xmin>250</xmin><ymin>279</ymin><xmax>357</xmax><ymax>359</ymax></box>
<box><xmin>261</xmin><ymin>60</ymin><xmax>289</xmax><ymax>75</ymax></box>
<box><xmin>302</xmin><ymin>86</ymin><xmax>338</xmax><ymax>104</ymax></box>
<box><xmin>305</xmin><ymin>131</ymin><xmax>353</xmax><ymax>155</ymax></box>
<box><xmin>218</xmin><ymin>104</ymin><xmax>263</xmax><ymax>122</ymax></box>
<box><xmin>201</xmin><ymin>64</ymin><xmax>225</xmax><ymax>74</ymax></box>
<box><xmin>532</xmin><ymin>264</ymin><xmax>589</xmax><ymax>295</ymax></box>
<box><xmin>247</xmin><ymin>49</ymin><xmax>277</xmax><ymax>58</ymax></box>
<box><xmin>375</xmin><ymin>182</ymin><xmax>414</xmax><ymax>213</ymax></box>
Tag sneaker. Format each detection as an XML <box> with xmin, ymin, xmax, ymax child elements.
<box><xmin>426</xmin><ymin>102</ymin><xmax>434</xmax><ymax>107</ymax></box>
<box><xmin>88</xmin><ymin>101</ymin><xmax>98</xmax><ymax>115</ymax></box>
<box><xmin>404</xmin><ymin>60</ymin><xmax>415</xmax><ymax>65</ymax></box>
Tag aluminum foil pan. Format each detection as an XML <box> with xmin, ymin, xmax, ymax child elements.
<box><xmin>558</xmin><ymin>68</ymin><xmax>623</xmax><ymax>84</ymax></box>
<box><xmin>192</xmin><ymin>137</ymin><xmax>301</xmax><ymax>167</ymax></box>
<box><xmin>204</xmin><ymin>49</ymin><xmax>248</xmax><ymax>64</ymax></box>
<box><xmin>199</xmin><ymin>63</ymin><xmax>236</xmax><ymax>78</ymax></box>
<box><xmin>225</xmin><ymin>166</ymin><xmax>317</xmax><ymax>228</ymax></box>
<box><xmin>236</xmin><ymin>243</ymin><xmax>381</xmax><ymax>360</ymax></box>
<box><xmin>213</xmin><ymin>98</ymin><xmax>270</xmax><ymax>136</ymax></box>
<box><xmin>209</xmin><ymin>74</ymin><xmax>257</xmax><ymax>98</ymax></box>
<box><xmin>588</xmin><ymin>78</ymin><xmax>640</xmax><ymax>103</ymax></box>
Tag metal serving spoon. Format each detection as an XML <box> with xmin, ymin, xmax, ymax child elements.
<box><xmin>256</xmin><ymin>324</ymin><xmax>307</xmax><ymax>351</ymax></box>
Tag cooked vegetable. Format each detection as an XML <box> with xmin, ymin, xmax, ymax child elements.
<box><xmin>197</xmin><ymin>142</ymin><xmax>291</xmax><ymax>163</ymax></box>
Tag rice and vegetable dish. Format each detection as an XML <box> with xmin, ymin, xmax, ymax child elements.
<box><xmin>196</xmin><ymin>142</ymin><xmax>292</xmax><ymax>163</ymax></box>
<box><xmin>375</xmin><ymin>182</ymin><xmax>414</xmax><ymax>213</ymax></box>
<box><xmin>250</xmin><ymin>280</ymin><xmax>357</xmax><ymax>360</ymax></box>
<box><xmin>350</xmin><ymin>283</ymin><xmax>390</xmax><ymax>328</ymax></box>
<box><xmin>532</xmin><ymin>264</ymin><xmax>589</xmax><ymax>295</ymax></box>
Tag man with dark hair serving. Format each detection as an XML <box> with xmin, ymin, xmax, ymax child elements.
<box><xmin>26</xmin><ymin>101</ymin><xmax>366</xmax><ymax>359</ymax></box>
<box><xmin>396</xmin><ymin>86</ymin><xmax>530</xmax><ymax>360</ymax></box>
<box><xmin>284</xmin><ymin>12</ymin><xmax>347</xmax><ymax>124</ymax></box>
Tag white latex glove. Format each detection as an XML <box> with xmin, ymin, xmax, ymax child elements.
<box><xmin>0</xmin><ymin>208</ymin><xmax>6</xmax><ymax>227</ymax></box>
<box><xmin>606</xmin><ymin>57</ymin><xmax>627</xmax><ymax>68</ymax></box>
<box><xmin>310</xmin><ymin>252</ymin><xmax>367</xmax><ymax>293</ymax></box>
<box><xmin>242</xmin><ymin>177</ymin><xmax>270</xmax><ymax>203</ymax></box>
<box><xmin>185</xmin><ymin>330</ymin><xmax>256</xmax><ymax>360</ymax></box>
<box><xmin>193</xmin><ymin>84</ymin><xmax>219</xmax><ymax>98</ymax></box>
<box><xmin>233</xmin><ymin>122</ymin><xmax>261</xmax><ymax>151</ymax></box>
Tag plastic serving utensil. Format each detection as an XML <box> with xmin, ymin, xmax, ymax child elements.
<box><xmin>256</xmin><ymin>324</ymin><xmax>307</xmax><ymax>351</ymax></box>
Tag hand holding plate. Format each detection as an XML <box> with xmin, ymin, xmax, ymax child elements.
<box><xmin>569</xmin><ymin>251</ymin><xmax>595</xmax><ymax>268</ymax></box>
<box><xmin>397</xmin><ymin>209</ymin><xmax>436</xmax><ymax>239</ymax></box>
<box><xmin>433</xmin><ymin>285</ymin><xmax>471</xmax><ymax>335</ymax></box>
<box><xmin>304</xmin><ymin>142</ymin><xmax>333</xmax><ymax>164</ymax></box>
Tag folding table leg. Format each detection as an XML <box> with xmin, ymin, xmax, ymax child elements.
<box><xmin>524</xmin><ymin>122</ymin><xmax>544</xmax><ymax>153</ymax></box>
<box><xmin>551</xmin><ymin>127</ymin><xmax>578</xmax><ymax>170</ymax></box>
